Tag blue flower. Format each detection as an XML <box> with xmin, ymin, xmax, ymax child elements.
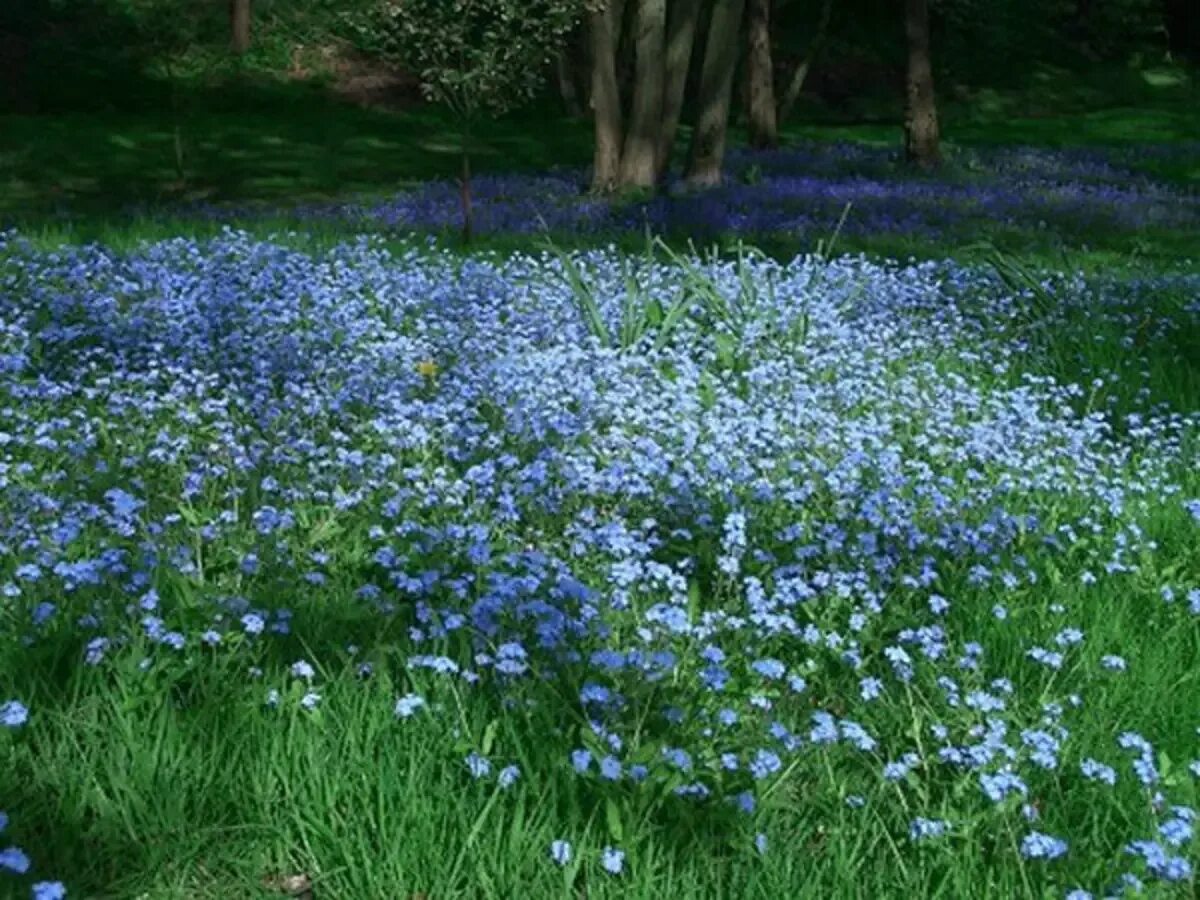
<box><xmin>579</xmin><ymin>683</ymin><xmax>612</xmax><ymax>705</ymax></box>
<box><xmin>840</xmin><ymin>720</ymin><xmax>877</xmax><ymax>752</ymax></box>
<box><xmin>981</xmin><ymin>769</ymin><xmax>1027</xmax><ymax>802</ymax></box>
<box><xmin>1158</xmin><ymin>816</ymin><xmax>1192</xmax><ymax>847</ymax></box>
<box><xmin>549</xmin><ymin>839</ymin><xmax>572</xmax><ymax>866</ymax></box>
<box><xmin>1080</xmin><ymin>758</ymin><xmax>1117</xmax><ymax>786</ymax></box>
<box><xmin>859</xmin><ymin>677</ymin><xmax>883</xmax><ymax>701</ymax></box>
<box><xmin>662</xmin><ymin>747</ymin><xmax>692</xmax><ymax>771</ymax></box>
<box><xmin>0</xmin><ymin>846</ymin><xmax>30</xmax><ymax>873</ymax></box>
<box><xmin>497</xmin><ymin>764</ymin><xmax>520</xmax><ymax>789</ymax></box>
<box><xmin>1125</xmin><ymin>839</ymin><xmax>1192</xmax><ymax>881</ymax></box>
<box><xmin>1</xmin><ymin>701</ymin><xmax>28</xmax><ymax>728</ymax></box>
<box><xmin>104</xmin><ymin>487</ymin><xmax>142</xmax><ymax>519</ymax></box>
<box><xmin>1020</xmin><ymin>729</ymin><xmax>1060</xmax><ymax>770</ymax></box>
<box><xmin>32</xmin><ymin>883</ymin><xmax>67</xmax><ymax>900</ymax></box>
<box><xmin>394</xmin><ymin>694</ymin><xmax>426</xmax><ymax>718</ymax></box>
<box><xmin>749</xmin><ymin>749</ymin><xmax>782</xmax><ymax>780</ymax></box>
<box><xmin>1027</xmin><ymin>647</ymin><xmax>1064</xmax><ymax>670</ymax></box>
<box><xmin>600</xmin><ymin>846</ymin><xmax>624</xmax><ymax>875</ymax></box>
<box><xmin>1020</xmin><ymin>831</ymin><xmax>1067</xmax><ymax>860</ymax></box>
<box><xmin>909</xmin><ymin>818</ymin><xmax>950</xmax><ymax>841</ymax></box>
<box><xmin>290</xmin><ymin>660</ymin><xmax>316</xmax><ymax>680</ymax></box>
<box><xmin>465</xmin><ymin>752</ymin><xmax>492</xmax><ymax>779</ymax></box>
<box><xmin>1053</xmin><ymin>628</ymin><xmax>1083</xmax><ymax>647</ymax></box>
<box><xmin>882</xmin><ymin>748</ymin><xmax>919</xmax><ymax>780</ymax></box>
<box><xmin>751</xmin><ymin>658</ymin><xmax>786</xmax><ymax>680</ymax></box>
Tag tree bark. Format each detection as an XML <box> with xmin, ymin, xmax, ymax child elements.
<box><xmin>685</xmin><ymin>0</ymin><xmax>746</xmax><ymax>188</ymax></box>
<box><xmin>460</xmin><ymin>148</ymin><xmax>474</xmax><ymax>244</ymax></box>
<box><xmin>588</xmin><ymin>0</ymin><xmax>626</xmax><ymax>192</ymax></box>
<box><xmin>903</xmin><ymin>0</ymin><xmax>940</xmax><ymax>168</ymax></box>
<box><xmin>555</xmin><ymin>51</ymin><xmax>584</xmax><ymax>117</ymax></box>
<box><xmin>230</xmin><ymin>0</ymin><xmax>251</xmax><ymax>55</ymax></box>
<box><xmin>777</xmin><ymin>0</ymin><xmax>832</xmax><ymax>124</ymax></box>
<box><xmin>655</xmin><ymin>0</ymin><xmax>702</xmax><ymax>181</ymax></box>
<box><xmin>745</xmin><ymin>0</ymin><xmax>777</xmax><ymax>148</ymax></box>
<box><xmin>618</xmin><ymin>0</ymin><xmax>667</xmax><ymax>188</ymax></box>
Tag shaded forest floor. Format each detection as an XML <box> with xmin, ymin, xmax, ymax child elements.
<box><xmin>2</xmin><ymin>61</ymin><xmax>1197</xmax><ymax>266</ymax></box>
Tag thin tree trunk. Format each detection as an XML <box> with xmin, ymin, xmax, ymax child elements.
<box><xmin>555</xmin><ymin>52</ymin><xmax>584</xmax><ymax>117</ymax></box>
<box><xmin>777</xmin><ymin>0</ymin><xmax>832</xmax><ymax>123</ymax></box>
<box><xmin>568</xmin><ymin>25</ymin><xmax>592</xmax><ymax>111</ymax></box>
<box><xmin>459</xmin><ymin>123</ymin><xmax>474</xmax><ymax>243</ymax></box>
<box><xmin>685</xmin><ymin>0</ymin><xmax>746</xmax><ymax>188</ymax></box>
<box><xmin>589</xmin><ymin>0</ymin><xmax>626</xmax><ymax>192</ymax></box>
<box><xmin>618</xmin><ymin>0</ymin><xmax>667</xmax><ymax>188</ymax></box>
<box><xmin>230</xmin><ymin>0</ymin><xmax>251</xmax><ymax>55</ymax></box>
<box><xmin>903</xmin><ymin>0</ymin><xmax>940</xmax><ymax>168</ymax></box>
<box><xmin>655</xmin><ymin>0</ymin><xmax>702</xmax><ymax>181</ymax></box>
<box><xmin>745</xmin><ymin>0</ymin><xmax>777</xmax><ymax>148</ymax></box>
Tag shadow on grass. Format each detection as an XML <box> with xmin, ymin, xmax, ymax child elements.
<box><xmin>0</xmin><ymin>76</ymin><xmax>596</xmax><ymax>219</ymax></box>
<box><xmin>4</xmin><ymin>61</ymin><xmax>1198</xmax><ymax>226</ymax></box>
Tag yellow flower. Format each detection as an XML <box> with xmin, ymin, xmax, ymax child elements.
<box><xmin>416</xmin><ymin>358</ymin><xmax>438</xmax><ymax>378</ymax></box>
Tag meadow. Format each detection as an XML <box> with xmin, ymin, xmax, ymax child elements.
<box><xmin>1</xmin><ymin>66</ymin><xmax>1199</xmax><ymax>900</ymax></box>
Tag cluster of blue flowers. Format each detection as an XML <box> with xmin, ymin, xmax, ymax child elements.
<box><xmin>174</xmin><ymin>141</ymin><xmax>1200</xmax><ymax>242</ymax></box>
<box><xmin>1</xmin><ymin>228</ymin><xmax>1198</xmax><ymax>893</ymax></box>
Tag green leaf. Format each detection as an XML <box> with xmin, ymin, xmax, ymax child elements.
<box><xmin>715</xmin><ymin>333</ymin><xmax>738</xmax><ymax>370</ymax></box>
<box><xmin>605</xmin><ymin>797</ymin><xmax>624</xmax><ymax>843</ymax></box>
<box><xmin>481</xmin><ymin>718</ymin><xmax>499</xmax><ymax>756</ymax></box>
<box><xmin>688</xmin><ymin>579</ymin><xmax>701</xmax><ymax>623</ymax></box>
<box><xmin>644</xmin><ymin>297</ymin><xmax>664</xmax><ymax>329</ymax></box>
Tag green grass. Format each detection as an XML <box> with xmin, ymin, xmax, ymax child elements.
<box><xmin>0</xmin><ymin>79</ymin><xmax>595</xmax><ymax>220</ymax></box>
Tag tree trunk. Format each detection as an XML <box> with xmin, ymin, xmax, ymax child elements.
<box><xmin>555</xmin><ymin>52</ymin><xmax>584</xmax><ymax>117</ymax></box>
<box><xmin>588</xmin><ymin>0</ymin><xmax>626</xmax><ymax>192</ymax></box>
<box><xmin>685</xmin><ymin>0</ymin><xmax>746</xmax><ymax>188</ymax></box>
<box><xmin>618</xmin><ymin>0</ymin><xmax>667</xmax><ymax>188</ymax></box>
<box><xmin>745</xmin><ymin>0</ymin><xmax>777</xmax><ymax>148</ymax></box>
<box><xmin>230</xmin><ymin>0</ymin><xmax>251</xmax><ymax>55</ymax></box>
<box><xmin>655</xmin><ymin>0</ymin><xmax>702</xmax><ymax>181</ymax></box>
<box><xmin>568</xmin><ymin>25</ymin><xmax>592</xmax><ymax>111</ymax></box>
<box><xmin>777</xmin><ymin>0</ymin><xmax>832</xmax><ymax>124</ymax></box>
<box><xmin>460</xmin><ymin>150</ymin><xmax>473</xmax><ymax>244</ymax></box>
<box><xmin>903</xmin><ymin>0</ymin><xmax>940</xmax><ymax>169</ymax></box>
<box><xmin>459</xmin><ymin>120</ymin><xmax>475</xmax><ymax>244</ymax></box>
